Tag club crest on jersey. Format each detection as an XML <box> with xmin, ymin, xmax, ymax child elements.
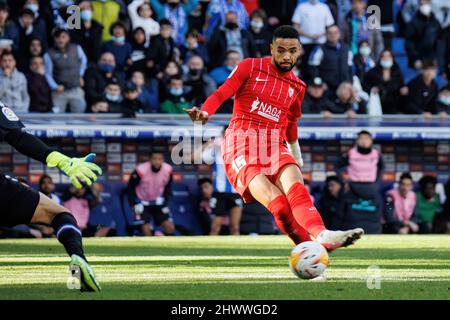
<box><xmin>2</xmin><ymin>107</ymin><xmax>19</xmax><ymax>121</ymax></box>
<box><xmin>288</xmin><ymin>86</ymin><xmax>294</xmax><ymax>97</ymax></box>
<box><xmin>250</xmin><ymin>97</ymin><xmax>281</xmax><ymax>122</ymax></box>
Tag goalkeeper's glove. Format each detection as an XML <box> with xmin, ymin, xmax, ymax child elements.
<box><xmin>46</xmin><ymin>151</ymin><xmax>102</xmax><ymax>189</ymax></box>
<box><xmin>287</xmin><ymin>140</ymin><xmax>304</xmax><ymax>167</ymax></box>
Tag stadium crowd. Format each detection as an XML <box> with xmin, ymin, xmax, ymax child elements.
<box><xmin>0</xmin><ymin>0</ymin><xmax>449</xmax><ymax>117</ymax></box>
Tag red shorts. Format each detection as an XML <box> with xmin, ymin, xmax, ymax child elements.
<box><xmin>221</xmin><ymin>129</ymin><xmax>299</xmax><ymax>203</ymax></box>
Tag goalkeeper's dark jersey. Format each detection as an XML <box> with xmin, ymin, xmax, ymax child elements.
<box><xmin>0</xmin><ymin>104</ymin><xmax>25</xmax><ymax>141</ymax></box>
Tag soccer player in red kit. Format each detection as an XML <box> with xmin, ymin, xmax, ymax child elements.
<box><xmin>186</xmin><ymin>26</ymin><xmax>364</xmax><ymax>251</ymax></box>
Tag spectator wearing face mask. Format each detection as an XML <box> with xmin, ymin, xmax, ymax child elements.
<box><xmin>21</xmin><ymin>1</ymin><xmax>48</xmax><ymax>48</ymax></box>
<box><xmin>84</xmin><ymin>52</ymin><xmax>125</xmax><ymax>108</ymax></box>
<box><xmin>209</xmin><ymin>50</ymin><xmax>242</xmax><ymax>86</ymax></box>
<box><xmin>101</xmin><ymin>21</ymin><xmax>133</xmax><ymax>73</ymax></box>
<box><xmin>27</xmin><ymin>56</ymin><xmax>53</xmax><ymax>112</ymax></box>
<box><xmin>363</xmin><ymin>50</ymin><xmax>407</xmax><ymax>114</ymax></box>
<box><xmin>15</xmin><ymin>8</ymin><xmax>46</xmax><ymax>66</ymax></box>
<box><xmin>180</xmin><ymin>29</ymin><xmax>209</xmax><ymax>67</ymax></box>
<box><xmin>182</xmin><ymin>55</ymin><xmax>217</xmax><ymax>106</ymax></box>
<box><xmin>128</xmin><ymin>0</ymin><xmax>160</xmax><ymax>42</ymax></box>
<box><xmin>157</xmin><ymin>60</ymin><xmax>181</xmax><ymax>103</ymax></box>
<box><xmin>92</xmin><ymin>0</ymin><xmax>127</xmax><ymax>42</ymax></box>
<box><xmin>130</xmin><ymin>70</ymin><xmax>159</xmax><ymax>113</ymax></box>
<box><xmin>207</xmin><ymin>11</ymin><xmax>257</xmax><ymax>69</ymax></box>
<box><xmin>160</xmin><ymin>75</ymin><xmax>191</xmax><ymax>113</ymax></box>
<box><xmin>151</xmin><ymin>0</ymin><xmax>199</xmax><ymax>45</ymax></box>
<box><xmin>436</xmin><ymin>85</ymin><xmax>450</xmax><ymax>119</ymax></box>
<box><xmin>353</xmin><ymin>40</ymin><xmax>375</xmax><ymax>80</ymax></box>
<box><xmin>205</xmin><ymin>0</ymin><xmax>249</xmax><ymax>40</ymax></box>
<box><xmin>146</xmin><ymin>19</ymin><xmax>180</xmax><ymax>78</ymax></box>
<box><xmin>248</xmin><ymin>8</ymin><xmax>272</xmax><ymax>57</ymax></box>
<box><xmin>406</xmin><ymin>59</ymin><xmax>439</xmax><ymax>118</ymax></box>
<box><xmin>69</xmin><ymin>1</ymin><xmax>103</xmax><ymax>64</ymax></box>
<box><xmin>103</xmin><ymin>78</ymin><xmax>123</xmax><ymax>113</ymax></box>
<box><xmin>405</xmin><ymin>0</ymin><xmax>442</xmax><ymax>70</ymax></box>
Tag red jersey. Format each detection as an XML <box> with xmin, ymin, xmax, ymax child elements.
<box><xmin>201</xmin><ymin>57</ymin><xmax>306</xmax><ymax>142</ymax></box>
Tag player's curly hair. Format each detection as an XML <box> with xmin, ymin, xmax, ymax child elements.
<box><xmin>272</xmin><ymin>25</ymin><xmax>299</xmax><ymax>41</ymax></box>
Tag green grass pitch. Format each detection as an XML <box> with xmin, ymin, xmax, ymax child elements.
<box><xmin>0</xmin><ymin>235</ymin><xmax>448</xmax><ymax>299</ymax></box>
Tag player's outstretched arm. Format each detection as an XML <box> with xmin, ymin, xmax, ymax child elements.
<box><xmin>184</xmin><ymin>106</ymin><xmax>209</xmax><ymax>124</ymax></box>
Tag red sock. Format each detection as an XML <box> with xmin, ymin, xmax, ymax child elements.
<box><xmin>267</xmin><ymin>195</ymin><xmax>312</xmax><ymax>245</ymax></box>
<box><xmin>286</xmin><ymin>182</ymin><xmax>326</xmax><ymax>238</ymax></box>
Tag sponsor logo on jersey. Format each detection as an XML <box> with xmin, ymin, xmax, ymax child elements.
<box><xmin>250</xmin><ymin>97</ymin><xmax>281</xmax><ymax>122</ymax></box>
<box><xmin>2</xmin><ymin>107</ymin><xmax>19</xmax><ymax>121</ymax></box>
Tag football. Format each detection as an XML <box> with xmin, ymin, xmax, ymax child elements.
<box><xmin>289</xmin><ymin>241</ymin><xmax>329</xmax><ymax>279</ymax></box>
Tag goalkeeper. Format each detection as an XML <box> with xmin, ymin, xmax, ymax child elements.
<box><xmin>0</xmin><ymin>102</ymin><xmax>101</xmax><ymax>292</ymax></box>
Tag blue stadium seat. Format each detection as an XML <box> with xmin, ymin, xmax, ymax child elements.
<box><xmin>392</xmin><ymin>38</ymin><xmax>406</xmax><ymax>56</ymax></box>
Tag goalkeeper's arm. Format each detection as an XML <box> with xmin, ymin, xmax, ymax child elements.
<box><xmin>4</xmin><ymin>128</ymin><xmax>101</xmax><ymax>189</ymax></box>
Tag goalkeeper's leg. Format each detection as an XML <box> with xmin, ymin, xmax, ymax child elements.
<box><xmin>31</xmin><ymin>193</ymin><xmax>101</xmax><ymax>292</ymax></box>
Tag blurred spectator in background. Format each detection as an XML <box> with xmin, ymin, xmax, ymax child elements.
<box><xmin>182</xmin><ymin>55</ymin><xmax>216</xmax><ymax>106</ymax></box>
<box><xmin>84</xmin><ymin>52</ymin><xmax>125</xmax><ymax>108</ymax></box>
<box><xmin>436</xmin><ymin>85</ymin><xmax>450</xmax><ymax>118</ymax></box>
<box><xmin>151</xmin><ymin>0</ymin><xmax>199</xmax><ymax>45</ymax></box>
<box><xmin>432</xmin><ymin>0</ymin><xmax>450</xmax><ymax>28</ymax></box>
<box><xmin>0</xmin><ymin>3</ymin><xmax>18</xmax><ymax>52</ymax></box>
<box><xmin>146</xmin><ymin>19</ymin><xmax>179</xmax><ymax>77</ymax></box>
<box><xmin>15</xmin><ymin>8</ymin><xmax>46</xmax><ymax>62</ymax></box>
<box><xmin>353</xmin><ymin>40</ymin><xmax>375</xmax><ymax>80</ymax></box>
<box><xmin>406</xmin><ymin>59</ymin><xmax>438</xmax><ymax>117</ymax></box>
<box><xmin>101</xmin><ymin>21</ymin><xmax>132</xmax><ymax>74</ymax></box>
<box><xmin>69</xmin><ymin>1</ymin><xmax>103</xmax><ymax>64</ymax></box>
<box><xmin>198</xmin><ymin>177</ymin><xmax>243</xmax><ymax>235</ymax></box>
<box><xmin>27</xmin><ymin>56</ymin><xmax>52</xmax><ymax>112</ymax></box>
<box><xmin>259</xmin><ymin>0</ymin><xmax>297</xmax><ymax>27</ymax></box>
<box><xmin>63</xmin><ymin>185</ymin><xmax>100</xmax><ymax>234</ymax></box>
<box><xmin>90</xmin><ymin>97</ymin><xmax>110</xmax><ymax>113</ymax></box>
<box><xmin>39</xmin><ymin>174</ymin><xmax>61</xmax><ymax>204</ymax></box>
<box><xmin>416</xmin><ymin>175</ymin><xmax>441</xmax><ymax>233</ymax></box>
<box><xmin>160</xmin><ymin>75</ymin><xmax>191</xmax><ymax>113</ymax></box>
<box><xmin>339</xmin><ymin>0</ymin><xmax>384</xmax><ymax>60</ymax></box>
<box><xmin>92</xmin><ymin>0</ymin><xmax>125</xmax><ymax>42</ymax></box>
<box><xmin>0</xmin><ymin>50</ymin><xmax>29</xmax><ymax>112</ymax></box>
<box><xmin>50</xmin><ymin>0</ymin><xmax>74</xmax><ymax>29</ymax></box>
<box><xmin>130</xmin><ymin>70</ymin><xmax>159</xmax><ymax>113</ymax></box>
<box><xmin>248</xmin><ymin>8</ymin><xmax>272</xmax><ymax>57</ymax></box>
<box><xmin>127</xmin><ymin>150</ymin><xmax>176</xmax><ymax>236</ymax></box>
<box><xmin>363</xmin><ymin>49</ymin><xmax>407</xmax><ymax>114</ymax></box>
<box><xmin>158</xmin><ymin>59</ymin><xmax>181</xmax><ymax>101</ymax></box>
<box><xmin>336</xmin><ymin>130</ymin><xmax>384</xmax><ymax>233</ymax></box>
<box><xmin>301</xmin><ymin>76</ymin><xmax>336</xmax><ymax>118</ymax></box>
<box><xmin>331</xmin><ymin>81</ymin><xmax>363</xmax><ymax>118</ymax></box>
<box><xmin>17</xmin><ymin>36</ymin><xmax>43</xmax><ymax>73</ymax></box>
<box><xmin>404</xmin><ymin>0</ymin><xmax>441</xmax><ymax>70</ymax></box>
<box><xmin>207</xmin><ymin>11</ymin><xmax>256</xmax><ymax>69</ymax></box>
<box><xmin>103</xmin><ymin>77</ymin><xmax>123</xmax><ymax>113</ymax></box>
<box><xmin>205</xmin><ymin>0</ymin><xmax>249</xmax><ymax>39</ymax></box>
<box><xmin>122</xmin><ymin>81</ymin><xmax>145</xmax><ymax>117</ymax></box>
<box><xmin>128</xmin><ymin>0</ymin><xmax>160</xmax><ymax>42</ymax></box>
<box><xmin>292</xmin><ymin>0</ymin><xmax>334</xmax><ymax>72</ymax></box>
<box><xmin>438</xmin><ymin>24</ymin><xmax>450</xmax><ymax>79</ymax></box>
<box><xmin>128</xmin><ymin>27</ymin><xmax>148</xmax><ymax>74</ymax></box>
<box><xmin>384</xmin><ymin>172</ymin><xmax>419</xmax><ymax>234</ymax></box>
<box><xmin>44</xmin><ymin>28</ymin><xmax>87</xmax><ymax>113</ymax></box>
<box><xmin>308</xmin><ymin>24</ymin><xmax>352</xmax><ymax>92</ymax></box>
<box><xmin>317</xmin><ymin>175</ymin><xmax>343</xmax><ymax>229</ymax></box>
<box><xmin>209</xmin><ymin>49</ymin><xmax>241</xmax><ymax>86</ymax></box>
<box><xmin>180</xmin><ymin>28</ymin><xmax>209</xmax><ymax>67</ymax></box>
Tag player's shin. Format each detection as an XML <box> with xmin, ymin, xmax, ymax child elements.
<box><xmin>286</xmin><ymin>182</ymin><xmax>326</xmax><ymax>238</ymax></box>
<box><xmin>267</xmin><ymin>195</ymin><xmax>312</xmax><ymax>244</ymax></box>
<box><xmin>51</xmin><ymin>212</ymin><xmax>87</xmax><ymax>261</ymax></box>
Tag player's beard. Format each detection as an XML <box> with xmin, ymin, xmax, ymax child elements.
<box><xmin>274</xmin><ymin>60</ymin><xmax>295</xmax><ymax>73</ymax></box>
